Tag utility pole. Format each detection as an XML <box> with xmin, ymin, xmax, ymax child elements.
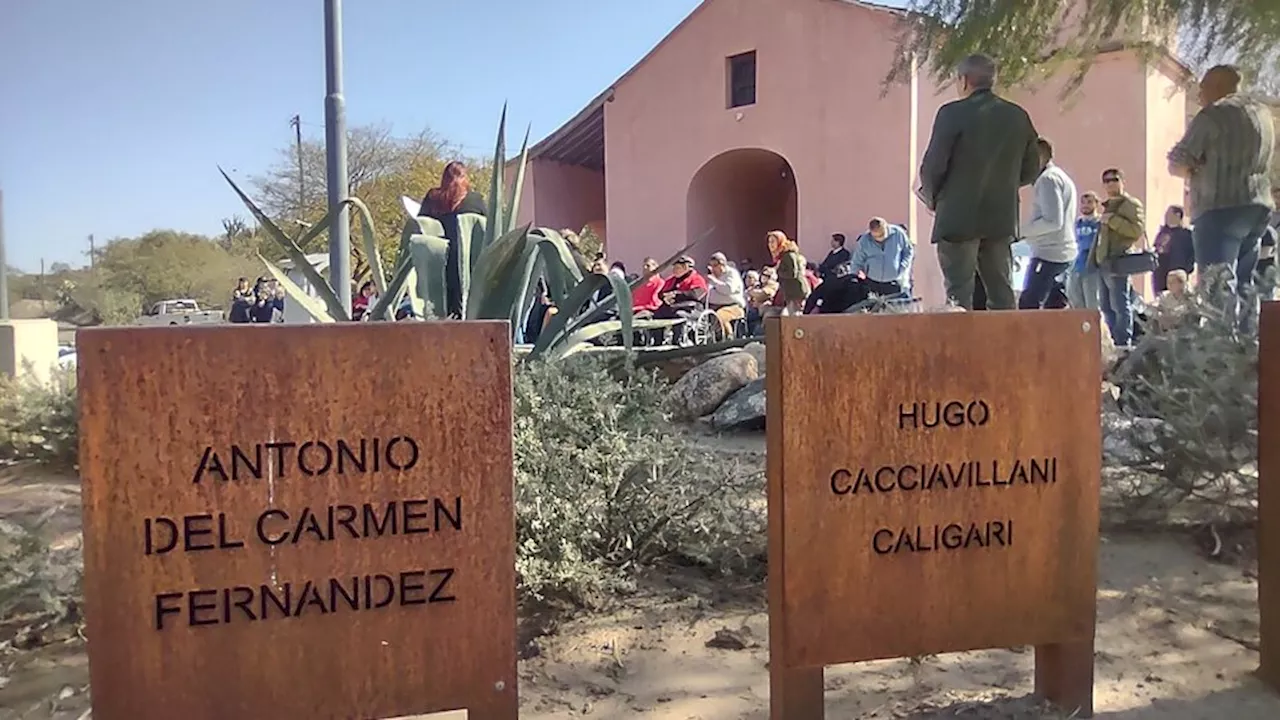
<box><xmin>324</xmin><ymin>0</ymin><xmax>352</xmax><ymax>316</ymax></box>
<box><xmin>290</xmin><ymin>115</ymin><xmax>306</xmax><ymax>219</ymax></box>
<box><xmin>88</xmin><ymin>234</ymin><xmax>96</xmax><ymax>270</ymax></box>
<box><xmin>0</xmin><ymin>189</ymin><xmax>8</xmax><ymax>321</ymax></box>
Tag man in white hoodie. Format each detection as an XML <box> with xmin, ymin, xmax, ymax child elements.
<box><xmin>1018</xmin><ymin>137</ymin><xmax>1079</xmax><ymax>309</ymax></box>
<box><xmin>706</xmin><ymin>252</ymin><xmax>747</xmax><ymax>335</ymax></box>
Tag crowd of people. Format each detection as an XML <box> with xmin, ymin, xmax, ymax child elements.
<box><xmin>242</xmin><ymin>56</ymin><xmax>1275</xmax><ymax>350</ymax></box>
<box><xmin>227</xmin><ymin>276</ymin><xmax>285</xmax><ymax>324</ymax></box>
<box><xmin>521</xmin><ymin>219</ymin><xmax>920</xmax><ymax>344</ymax></box>
<box><xmin>917</xmin><ymin>55</ymin><xmax>1275</xmax><ymax>348</ymax></box>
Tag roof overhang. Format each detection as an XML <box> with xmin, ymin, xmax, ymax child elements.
<box><xmin>524</xmin><ymin>89</ymin><xmax>610</xmax><ymax>172</ymax></box>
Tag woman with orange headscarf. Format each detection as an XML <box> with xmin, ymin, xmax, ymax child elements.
<box><xmin>767</xmin><ymin>230</ymin><xmax>809</xmax><ymax>315</ymax></box>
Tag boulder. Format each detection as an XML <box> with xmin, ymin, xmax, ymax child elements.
<box><xmin>668</xmin><ymin>352</ymin><xmax>758</xmax><ymax>419</ymax></box>
<box><xmin>742</xmin><ymin>342</ymin><xmax>767</xmax><ymax>375</ymax></box>
<box><xmin>653</xmin><ymin>355</ymin><xmax>705</xmax><ymax>383</ymax></box>
<box><xmin>710</xmin><ymin>377</ymin><xmax>766</xmax><ymax>431</ymax></box>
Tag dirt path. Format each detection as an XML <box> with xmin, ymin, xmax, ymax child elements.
<box><xmin>513</xmin><ymin>533</ymin><xmax>1276</xmax><ymax>719</ymax></box>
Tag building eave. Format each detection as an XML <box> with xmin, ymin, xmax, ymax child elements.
<box><xmin>522</xmin><ymin>88</ymin><xmax>610</xmax><ymax>172</ymax></box>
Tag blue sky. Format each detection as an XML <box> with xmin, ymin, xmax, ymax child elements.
<box><xmin>0</xmin><ymin>0</ymin><xmax>705</xmax><ymax>272</ymax></box>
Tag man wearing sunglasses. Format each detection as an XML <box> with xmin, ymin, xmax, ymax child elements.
<box><xmin>1090</xmin><ymin>169</ymin><xmax>1146</xmax><ymax>347</ymax></box>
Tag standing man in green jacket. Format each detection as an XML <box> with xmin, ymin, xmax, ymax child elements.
<box><xmin>918</xmin><ymin>54</ymin><xmax>1042</xmax><ymax>310</ymax></box>
<box><xmin>1090</xmin><ymin>168</ymin><xmax>1146</xmax><ymax>347</ymax></box>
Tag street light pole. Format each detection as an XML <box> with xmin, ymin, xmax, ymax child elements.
<box><xmin>323</xmin><ymin>0</ymin><xmax>352</xmax><ymax>316</ymax></box>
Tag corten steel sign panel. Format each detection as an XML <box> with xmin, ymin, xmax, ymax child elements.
<box><xmin>766</xmin><ymin>311</ymin><xmax>1101</xmax><ymax>718</ymax></box>
<box><xmin>1258</xmin><ymin>302</ymin><xmax>1280</xmax><ymax>693</ymax></box>
<box><xmin>78</xmin><ymin>323</ymin><xmax>517</xmax><ymax>720</ymax></box>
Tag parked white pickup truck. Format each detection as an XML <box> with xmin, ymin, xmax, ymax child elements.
<box><xmin>135</xmin><ymin>299</ymin><xmax>224</xmax><ymax>327</ymax></box>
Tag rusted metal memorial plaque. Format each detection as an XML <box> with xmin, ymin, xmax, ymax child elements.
<box><xmin>78</xmin><ymin>323</ymin><xmax>517</xmax><ymax>720</ymax></box>
<box><xmin>766</xmin><ymin>311</ymin><xmax>1102</xmax><ymax>718</ymax></box>
<box><xmin>1258</xmin><ymin>302</ymin><xmax>1280</xmax><ymax>693</ymax></box>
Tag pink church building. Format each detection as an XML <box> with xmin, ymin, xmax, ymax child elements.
<box><xmin>512</xmin><ymin>0</ymin><xmax>1193</xmax><ymax>305</ymax></box>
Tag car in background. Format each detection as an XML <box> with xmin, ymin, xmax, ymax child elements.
<box><xmin>57</xmin><ymin>345</ymin><xmax>76</xmax><ymax>370</ymax></box>
<box><xmin>134</xmin><ymin>299</ymin><xmax>223</xmax><ymax>327</ymax></box>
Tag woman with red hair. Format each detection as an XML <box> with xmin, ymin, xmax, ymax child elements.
<box><xmin>767</xmin><ymin>230</ymin><xmax>809</xmax><ymax>315</ymax></box>
<box><xmin>417</xmin><ymin>161</ymin><xmax>487</xmax><ymax>317</ymax></box>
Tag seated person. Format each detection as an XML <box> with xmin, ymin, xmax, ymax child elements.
<box><xmin>1153</xmin><ymin>269</ymin><xmax>1191</xmax><ymax>331</ymax></box>
<box><xmin>850</xmin><ymin>217</ymin><xmax>913</xmax><ymax>297</ymax></box>
<box><xmin>706</xmin><ymin>252</ymin><xmax>746</xmax><ymax>335</ymax></box>
<box><xmin>746</xmin><ymin>266</ymin><xmax>778</xmax><ymax>335</ymax></box>
<box><xmin>804</xmin><ymin>271</ymin><xmax>864</xmax><ymax>314</ymax></box>
<box><xmin>631</xmin><ymin>257</ymin><xmax>664</xmax><ymax>318</ymax></box>
<box><xmin>653</xmin><ymin>256</ymin><xmax>709</xmax><ymax>320</ymax></box>
<box><xmin>804</xmin><ymin>261</ymin><xmax>822</xmax><ymax>290</ymax></box>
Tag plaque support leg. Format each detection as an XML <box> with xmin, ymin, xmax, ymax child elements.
<box><xmin>1261</xmin><ymin>464</ymin><xmax>1279</xmax><ymax>693</ymax></box>
<box><xmin>769</xmin><ymin>665</ymin><xmax>823</xmax><ymax>719</ymax></box>
<box><xmin>468</xmin><ymin>689</ymin><xmax>519</xmax><ymax>720</ymax></box>
<box><xmin>1034</xmin><ymin>640</ymin><xmax>1094</xmax><ymax>718</ymax></box>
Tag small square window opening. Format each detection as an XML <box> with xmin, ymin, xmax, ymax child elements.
<box><xmin>727</xmin><ymin>51</ymin><xmax>757</xmax><ymax>109</ymax></box>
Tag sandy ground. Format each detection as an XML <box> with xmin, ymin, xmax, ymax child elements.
<box><xmin>1</xmin><ymin>450</ymin><xmax>1277</xmax><ymax>719</ymax></box>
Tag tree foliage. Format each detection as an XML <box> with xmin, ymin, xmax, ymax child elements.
<box><xmin>251</xmin><ymin>123</ymin><xmax>493</xmax><ymax>267</ymax></box>
<box><xmin>894</xmin><ymin>0</ymin><xmax>1280</xmax><ymax>92</ymax></box>
<box><xmin>8</xmin><ymin>230</ymin><xmax>262</xmax><ymax>326</ymax></box>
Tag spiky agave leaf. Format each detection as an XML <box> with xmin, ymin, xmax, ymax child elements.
<box><xmin>341</xmin><ymin>196</ymin><xmax>387</xmax><ymax>295</ymax></box>
<box><xmin>257</xmin><ymin>255</ymin><xmax>336</xmax><ymax>323</ymax></box>
<box><xmin>220</xmin><ymin>167</ymin><xmax>349</xmax><ymax>320</ymax></box>
<box><xmin>528</xmin><ymin>273</ymin><xmax>610</xmax><ymax>357</ymax></box>
<box><xmin>486</xmin><ymin>104</ymin><xmax>508</xmax><ymax>246</ymax></box>
<box><xmin>367</xmin><ymin>257</ymin><xmax>416</xmax><ymax>321</ymax></box>
<box><xmin>398</xmin><ymin>211</ymin><xmax>445</xmax><ymax>271</ymax></box>
<box><xmin>531</xmin><ymin>228</ymin><xmax>585</xmax><ymax>304</ymax></box>
<box><xmin>408</xmin><ymin>234</ymin><xmax>451</xmax><ymax>319</ymax></box>
<box><xmin>504</xmin><ymin>125</ymin><xmax>531</xmax><ymax>231</ymax></box>
<box><xmin>466</xmin><ymin>223</ymin><xmax>533</xmax><ymax>319</ymax></box>
<box><xmin>499</xmin><ymin>228</ymin><xmax>589</xmax><ymax>341</ymax></box>
<box><xmin>455</xmin><ymin>212</ymin><xmax>488</xmax><ymax>312</ymax></box>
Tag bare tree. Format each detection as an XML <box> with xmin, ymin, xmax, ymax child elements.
<box><xmin>251</xmin><ymin>123</ymin><xmax>455</xmax><ymax>224</ymax></box>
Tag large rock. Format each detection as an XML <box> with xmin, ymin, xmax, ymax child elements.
<box><xmin>653</xmin><ymin>355</ymin><xmax>704</xmax><ymax>383</ymax></box>
<box><xmin>711</xmin><ymin>377</ymin><xmax>766</xmax><ymax>431</ymax></box>
<box><xmin>668</xmin><ymin>352</ymin><xmax>758</xmax><ymax>419</ymax></box>
<box><xmin>742</xmin><ymin>342</ymin><xmax>766</xmax><ymax>375</ymax></box>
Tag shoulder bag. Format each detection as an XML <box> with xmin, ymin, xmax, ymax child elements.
<box><xmin>1104</xmin><ymin>230</ymin><xmax>1158</xmax><ymax>277</ymax></box>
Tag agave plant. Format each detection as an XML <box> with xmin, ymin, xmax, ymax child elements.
<box><xmin>221</xmin><ymin>105</ymin><xmax>706</xmax><ymax>362</ymax></box>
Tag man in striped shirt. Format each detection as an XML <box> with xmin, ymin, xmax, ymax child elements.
<box><xmin>1167</xmin><ymin>64</ymin><xmax>1275</xmax><ymax>305</ymax></box>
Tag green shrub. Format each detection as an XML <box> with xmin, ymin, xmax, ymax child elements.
<box><xmin>514</xmin><ymin>357</ymin><xmax>764</xmax><ymax>606</ymax></box>
<box><xmin>0</xmin><ymin>368</ymin><xmax>78</xmax><ymax>469</ymax></box>
<box><xmin>0</xmin><ymin>359</ymin><xmax>765</xmax><ymax>610</ymax></box>
<box><xmin>0</xmin><ymin>510</ymin><xmax>82</xmax><ymax>647</ymax></box>
<box><xmin>1107</xmin><ymin>277</ymin><xmax>1259</xmax><ymax>518</ymax></box>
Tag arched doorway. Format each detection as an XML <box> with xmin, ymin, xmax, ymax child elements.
<box><xmin>686</xmin><ymin>148</ymin><xmax>797</xmax><ymax>269</ymax></box>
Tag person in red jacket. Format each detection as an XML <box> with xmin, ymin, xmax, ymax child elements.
<box><xmin>631</xmin><ymin>257</ymin><xmax>664</xmax><ymax>316</ymax></box>
<box><xmin>653</xmin><ymin>256</ymin><xmax>709</xmax><ymax>319</ymax></box>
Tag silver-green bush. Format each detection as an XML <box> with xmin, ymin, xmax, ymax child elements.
<box><xmin>1107</xmin><ymin>276</ymin><xmax>1261</xmax><ymax>519</ymax></box>
<box><xmin>513</xmin><ymin>357</ymin><xmax>764</xmax><ymax>605</ymax></box>
<box><xmin>0</xmin><ymin>359</ymin><xmax>765</xmax><ymax>617</ymax></box>
<box><xmin>0</xmin><ymin>369</ymin><xmax>77</xmax><ymax>469</ymax></box>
